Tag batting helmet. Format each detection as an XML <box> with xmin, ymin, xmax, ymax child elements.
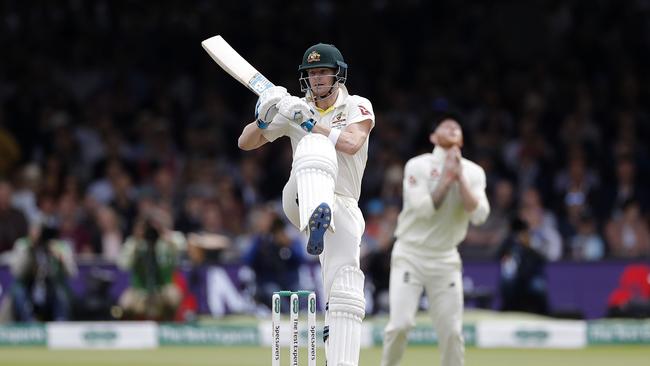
<box><xmin>299</xmin><ymin>43</ymin><xmax>347</xmax><ymax>71</ymax></box>
<box><xmin>298</xmin><ymin>43</ymin><xmax>347</xmax><ymax>92</ymax></box>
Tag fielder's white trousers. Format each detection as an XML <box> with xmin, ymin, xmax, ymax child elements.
<box><xmin>381</xmin><ymin>252</ymin><xmax>464</xmax><ymax>366</ymax></box>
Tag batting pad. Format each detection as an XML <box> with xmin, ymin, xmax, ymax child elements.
<box><xmin>292</xmin><ymin>133</ymin><xmax>338</xmax><ymax>232</ymax></box>
<box><xmin>327</xmin><ymin>266</ymin><xmax>366</xmax><ymax>366</ymax></box>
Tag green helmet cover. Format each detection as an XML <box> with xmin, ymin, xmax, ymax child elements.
<box><xmin>298</xmin><ymin>43</ymin><xmax>347</xmax><ymax>71</ymax></box>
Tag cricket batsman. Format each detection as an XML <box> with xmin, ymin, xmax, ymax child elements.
<box><xmin>238</xmin><ymin>43</ymin><xmax>374</xmax><ymax>366</ymax></box>
<box><xmin>381</xmin><ymin>115</ymin><xmax>490</xmax><ymax>366</ymax></box>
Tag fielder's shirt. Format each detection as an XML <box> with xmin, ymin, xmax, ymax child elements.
<box><xmin>393</xmin><ymin>146</ymin><xmax>490</xmax><ymax>267</ymax></box>
<box><xmin>263</xmin><ymin>85</ymin><xmax>375</xmax><ymax>201</ymax></box>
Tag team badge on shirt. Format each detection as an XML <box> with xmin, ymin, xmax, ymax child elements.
<box><xmin>331</xmin><ymin>111</ymin><xmax>347</xmax><ymax>129</ymax></box>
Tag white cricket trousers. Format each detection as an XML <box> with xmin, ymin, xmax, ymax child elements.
<box><xmin>381</xmin><ymin>254</ymin><xmax>464</xmax><ymax>366</ymax></box>
<box><xmin>282</xmin><ymin>175</ymin><xmax>364</xmax><ymax>298</ymax></box>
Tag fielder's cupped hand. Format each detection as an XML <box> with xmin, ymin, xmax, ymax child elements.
<box><xmin>443</xmin><ymin>146</ymin><xmax>462</xmax><ymax>182</ymax></box>
<box><xmin>277</xmin><ymin>95</ymin><xmax>315</xmax><ymax>123</ymax></box>
<box><xmin>255</xmin><ymin>86</ymin><xmax>288</xmax><ymax>124</ymax></box>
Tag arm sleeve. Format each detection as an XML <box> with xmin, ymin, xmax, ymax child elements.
<box><xmin>402</xmin><ymin>159</ymin><xmax>436</xmax><ymax>218</ymax></box>
<box><xmin>347</xmin><ymin>97</ymin><xmax>375</xmax><ymax>128</ymax></box>
<box><xmin>468</xmin><ymin>166</ymin><xmax>490</xmax><ymax>225</ymax></box>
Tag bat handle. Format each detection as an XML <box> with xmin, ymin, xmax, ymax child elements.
<box><xmin>248</xmin><ymin>72</ymin><xmax>275</xmax><ymax>95</ymax></box>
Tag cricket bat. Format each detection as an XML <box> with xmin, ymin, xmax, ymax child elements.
<box><xmin>201</xmin><ymin>35</ymin><xmax>275</xmax><ymax>96</ymax></box>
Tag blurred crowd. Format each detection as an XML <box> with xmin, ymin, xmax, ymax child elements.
<box><xmin>0</xmin><ymin>1</ymin><xmax>649</xmax><ymax>320</ymax></box>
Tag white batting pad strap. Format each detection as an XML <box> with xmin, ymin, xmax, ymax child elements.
<box><xmin>327</xmin><ymin>266</ymin><xmax>366</xmax><ymax>366</ymax></box>
<box><xmin>293</xmin><ymin>133</ymin><xmax>338</xmax><ymax>231</ymax></box>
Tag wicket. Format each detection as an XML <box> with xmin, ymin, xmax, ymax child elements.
<box><xmin>272</xmin><ymin>290</ymin><xmax>317</xmax><ymax>366</ymax></box>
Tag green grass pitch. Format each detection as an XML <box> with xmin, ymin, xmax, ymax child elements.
<box><xmin>0</xmin><ymin>345</ymin><xmax>648</xmax><ymax>366</ymax></box>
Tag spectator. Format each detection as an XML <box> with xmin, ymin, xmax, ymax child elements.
<box><xmin>497</xmin><ymin>217</ymin><xmax>549</xmax><ymax>315</ymax></box>
<box><xmin>175</xmin><ymin>189</ymin><xmax>206</xmax><ymax>234</ymax></box>
<box><xmin>361</xmin><ymin>198</ymin><xmax>386</xmax><ymax>254</ymax></box>
<box><xmin>237</xmin><ymin>157</ymin><xmax>263</xmax><ymax>209</ymax></box>
<box><xmin>36</xmin><ymin>193</ymin><xmax>59</xmax><ymax>230</ymax></box>
<box><xmin>380</xmin><ymin>161</ymin><xmax>404</xmax><ymax>204</ymax></box>
<box><xmin>94</xmin><ymin>206</ymin><xmax>124</xmax><ymax>262</ymax></box>
<box><xmin>0</xmin><ymin>112</ymin><xmax>21</xmax><ymax>176</ymax></box>
<box><xmin>58</xmin><ymin>192</ymin><xmax>93</xmax><ymax>256</ymax></box>
<box><xmin>148</xmin><ymin>166</ymin><xmax>179</xmax><ymax>213</ymax></box>
<box><xmin>611</xmin><ymin>110</ymin><xmax>648</xmax><ymax>174</ymax></box>
<box><xmin>520</xmin><ymin>188</ymin><xmax>563</xmax><ymax>261</ymax></box>
<box><xmin>462</xmin><ymin>179</ymin><xmax>515</xmax><ymax>258</ymax></box>
<box><xmin>10</xmin><ymin>225</ymin><xmax>78</xmax><ymax>321</ymax></box>
<box><xmin>605</xmin><ymin>198</ymin><xmax>650</xmax><ymax>259</ymax></box>
<box><xmin>558</xmin><ymin>89</ymin><xmax>601</xmax><ymax>153</ymax></box>
<box><xmin>599</xmin><ymin>155</ymin><xmax>647</xmax><ymax>220</ymax></box>
<box><xmin>0</xmin><ymin>180</ymin><xmax>28</xmax><ymax>256</ymax></box>
<box><xmin>87</xmin><ymin>158</ymin><xmax>126</xmax><ymax>206</ymax></box>
<box><xmin>362</xmin><ymin>202</ymin><xmax>400</xmax><ymax>314</ymax></box>
<box><xmin>361</xmin><ymin>223</ymin><xmax>395</xmax><ymax>315</ymax></box>
<box><xmin>215</xmin><ymin>176</ymin><xmax>245</xmax><ymax>236</ymax></box>
<box><xmin>109</xmin><ymin>172</ymin><xmax>137</xmax><ymax>237</ymax></box>
<box><xmin>117</xmin><ymin>208</ymin><xmax>185</xmax><ymax>321</ymax></box>
<box><xmin>502</xmin><ymin>118</ymin><xmax>551</xmax><ymax>196</ymax></box>
<box><xmin>243</xmin><ymin>213</ymin><xmax>305</xmax><ymax>309</ymax></box>
<box><xmin>554</xmin><ymin>150</ymin><xmax>598</xmax><ymax>244</ymax></box>
<box><xmin>41</xmin><ymin>156</ymin><xmax>66</xmax><ymax>197</ymax></box>
<box><xmin>192</xmin><ymin>200</ymin><xmax>237</xmax><ymax>263</ymax></box>
<box><xmin>11</xmin><ymin>164</ymin><xmax>43</xmax><ymax>226</ymax></box>
<box><xmin>569</xmin><ymin>211</ymin><xmax>606</xmax><ymax>261</ymax></box>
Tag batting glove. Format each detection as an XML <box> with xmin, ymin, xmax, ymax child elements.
<box><xmin>255</xmin><ymin>86</ymin><xmax>288</xmax><ymax>129</ymax></box>
<box><xmin>277</xmin><ymin>96</ymin><xmax>317</xmax><ymax>132</ymax></box>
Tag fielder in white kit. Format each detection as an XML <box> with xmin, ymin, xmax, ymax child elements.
<box><xmin>238</xmin><ymin>43</ymin><xmax>374</xmax><ymax>366</ymax></box>
<box><xmin>381</xmin><ymin>116</ymin><xmax>490</xmax><ymax>366</ymax></box>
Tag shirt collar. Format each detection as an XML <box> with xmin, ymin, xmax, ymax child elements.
<box><xmin>432</xmin><ymin>145</ymin><xmax>448</xmax><ymax>161</ymax></box>
<box><xmin>312</xmin><ymin>85</ymin><xmax>348</xmax><ymax>116</ymax></box>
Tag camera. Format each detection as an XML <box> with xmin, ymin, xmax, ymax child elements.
<box><xmin>35</xmin><ymin>226</ymin><xmax>59</xmax><ymax>247</ymax></box>
<box><xmin>143</xmin><ymin>220</ymin><xmax>160</xmax><ymax>244</ymax></box>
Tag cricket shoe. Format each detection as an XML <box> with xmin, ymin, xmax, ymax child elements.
<box><xmin>306</xmin><ymin>202</ymin><xmax>331</xmax><ymax>255</ymax></box>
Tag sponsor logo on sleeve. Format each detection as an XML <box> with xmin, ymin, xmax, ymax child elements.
<box><xmin>408</xmin><ymin>176</ymin><xmax>417</xmax><ymax>186</ymax></box>
<box><xmin>358</xmin><ymin>105</ymin><xmax>371</xmax><ymax>116</ymax></box>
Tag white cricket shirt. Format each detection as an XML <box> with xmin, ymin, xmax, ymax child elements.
<box><xmin>393</xmin><ymin>146</ymin><xmax>490</xmax><ymax>263</ymax></box>
<box><xmin>263</xmin><ymin>85</ymin><xmax>375</xmax><ymax>201</ymax></box>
